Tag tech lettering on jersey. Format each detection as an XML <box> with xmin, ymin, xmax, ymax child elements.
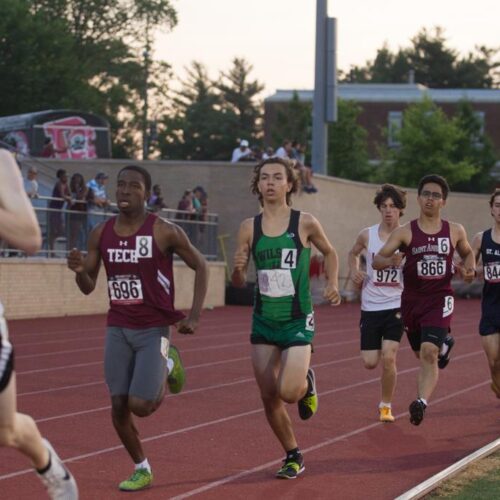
<box><xmin>107</xmin><ymin>236</ymin><xmax>153</xmax><ymax>263</ymax></box>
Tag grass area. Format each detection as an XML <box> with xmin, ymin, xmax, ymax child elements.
<box><xmin>427</xmin><ymin>450</ymin><xmax>500</xmax><ymax>499</ymax></box>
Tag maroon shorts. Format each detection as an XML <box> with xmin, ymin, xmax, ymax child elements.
<box><xmin>401</xmin><ymin>293</ymin><xmax>454</xmax><ymax>334</ymax></box>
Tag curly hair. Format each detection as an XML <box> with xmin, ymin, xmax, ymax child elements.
<box><xmin>373</xmin><ymin>184</ymin><xmax>407</xmax><ymax>216</ymax></box>
<box><xmin>250</xmin><ymin>157</ymin><xmax>300</xmax><ymax>206</ymax></box>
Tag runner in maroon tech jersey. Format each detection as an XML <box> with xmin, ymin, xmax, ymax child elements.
<box><xmin>67</xmin><ymin>165</ymin><xmax>208</xmax><ymax>491</ymax></box>
<box><xmin>374</xmin><ymin>174</ymin><xmax>475</xmax><ymax>426</ymax></box>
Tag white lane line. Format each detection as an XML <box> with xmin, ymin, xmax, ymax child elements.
<box><xmin>395</xmin><ymin>438</ymin><xmax>500</xmax><ymax>500</ymax></box>
<box><xmin>1</xmin><ymin>353</ymin><xmax>487</xmax><ymax>483</ymax></box>
<box><xmin>168</xmin><ymin>380</ymin><xmax>492</xmax><ymax>500</ymax></box>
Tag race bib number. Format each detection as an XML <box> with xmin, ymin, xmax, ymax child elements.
<box><xmin>443</xmin><ymin>295</ymin><xmax>454</xmax><ymax>318</ymax></box>
<box><xmin>372</xmin><ymin>268</ymin><xmax>401</xmax><ymax>287</ymax></box>
<box><xmin>438</xmin><ymin>238</ymin><xmax>450</xmax><ymax>255</ymax></box>
<box><xmin>281</xmin><ymin>248</ymin><xmax>297</xmax><ymax>269</ymax></box>
<box><xmin>108</xmin><ymin>278</ymin><xmax>144</xmax><ymax>305</ymax></box>
<box><xmin>305</xmin><ymin>312</ymin><xmax>315</xmax><ymax>332</ymax></box>
<box><xmin>258</xmin><ymin>269</ymin><xmax>295</xmax><ymax>298</ymax></box>
<box><xmin>417</xmin><ymin>259</ymin><xmax>446</xmax><ymax>279</ymax></box>
<box><xmin>135</xmin><ymin>235</ymin><xmax>152</xmax><ymax>259</ymax></box>
<box><xmin>484</xmin><ymin>262</ymin><xmax>500</xmax><ymax>283</ymax></box>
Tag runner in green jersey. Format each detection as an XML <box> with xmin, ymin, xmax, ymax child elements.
<box><xmin>232</xmin><ymin>157</ymin><xmax>341</xmax><ymax>479</ymax></box>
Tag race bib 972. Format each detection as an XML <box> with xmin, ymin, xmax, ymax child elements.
<box><xmin>372</xmin><ymin>268</ymin><xmax>401</xmax><ymax>287</ymax></box>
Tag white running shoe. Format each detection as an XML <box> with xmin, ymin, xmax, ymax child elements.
<box><xmin>38</xmin><ymin>439</ymin><xmax>78</xmax><ymax>500</ymax></box>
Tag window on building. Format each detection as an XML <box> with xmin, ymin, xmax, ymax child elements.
<box><xmin>388</xmin><ymin>111</ymin><xmax>403</xmax><ymax>147</ymax></box>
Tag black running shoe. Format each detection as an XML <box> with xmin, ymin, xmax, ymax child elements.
<box><xmin>409</xmin><ymin>399</ymin><xmax>427</xmax><ymax>426</ymax></box>
<box><xmin>438</xmin><ymin>336</ymin><xmax>455</xmax><ymax>369</ymax></box>
<box><xmin>276</xmin><ymin>455</ymin><xmax>305</xmax><ymax>479</ymax></box>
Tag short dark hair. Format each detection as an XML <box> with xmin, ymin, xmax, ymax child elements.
<box><xmin>373</xmin><ymin>184</ymin><xmax>407</xmax><ymax>215</ymax></box>
<box><xmin>251</xmin><ymin>157</ymin><xmax>299</xmax><ymax>207</ymax></box>
<box><xmin>118</xmin><ymin>165</ymin><xmax>152</xmax><ymax>192</ymax></box>
<box><xmin>417</xmin><ymin>174</ymin><xmax>450</xmax><ymax>200</ymax></box>
<box><xmin>56</xmin><ymin>168</ymin><xmax>66</xmax><ymax>179</ymax></box>
<box><xmin>489</xmin><ymin>188</ymin><xmax>500</xmax><ymax>207</ymax></box>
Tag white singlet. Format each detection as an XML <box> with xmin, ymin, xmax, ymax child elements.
<box><xmin>361</xmin><ymin>224</ymin><xmax>403</xmax><ymax>312</ymax></box>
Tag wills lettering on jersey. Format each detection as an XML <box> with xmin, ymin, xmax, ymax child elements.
<box><xmin>256</xmin><ymin>248</ymin><xmax>282</xmax><ymax>261</ymax></box>
<box><xmin>107</xmin><ymin>248</ymin><xmax>139</xmax><ymax>263</ymax></box>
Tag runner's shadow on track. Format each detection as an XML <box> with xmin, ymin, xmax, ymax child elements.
<box><xmin>294</xmin><ymin>448</ymin><xmax>473</xmax><ymax>476</ymax></box>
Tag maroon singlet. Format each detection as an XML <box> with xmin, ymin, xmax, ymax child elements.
<box><xmin>99</xmin><ymin>213</ymin><xmax>185</xmax><ymax>328</ymax></box>
<box><xmin>402</xmin><ymin>219</ymin><xmax>455</xmax><ymax>298</ymax></box>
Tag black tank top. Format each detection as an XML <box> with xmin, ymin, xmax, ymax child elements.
<box><xmin>480</xmin><ymin>228</ymin><xmax>500</xmax><ymax>312</ymax></box>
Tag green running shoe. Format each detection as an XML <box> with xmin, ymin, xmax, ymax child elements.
<box><xmin>276</xmin><ymin>455</ymin><xmax>305</xmax><ymax>479</ymax></box>
<box><xmin>167</xmin><ymin>345</ymin><xmax>186</xmax><ymax>394</ymax></box>
<box><xmin>118</xmin><ymin>468</ymin><xmax>153</xmax><ymax>491</ymax></box>
<box><xmin>298</xmin><ymin>368</ymin><xmax>318</xmax><ymax>420</ymax></box>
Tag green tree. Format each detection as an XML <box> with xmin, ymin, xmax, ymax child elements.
<box><xmin>1</xmin><ymin>0</ymin><xmax>178</xmax><ymax>157</ymax></box>
<box><xmin>215</xmin><ymin>58</ymin><xmax>264</xmax><ymax>144</ymax></box>
<box><xmin>271</xmin><ymin>92</ymin><xmax>312</xmax><ymax>148</ymax></box>
<box><xmin>160</xmin><ymin>62</ymin><xmax>237</xmax><ymax>160</ymax></box>
<box><xmin>378</xmin><ymin>98</ymin><xmax>477</xmax><ymax>187</ymax></box>
<box><xmin>327</xmin><ymin>100</ymin><xmax>371</xmax><ymax>181</ymax></box>
<box><xmin>341</xmin><ymin>27</ymin><xmax>499</xmax><ymax>88</ymax></box>
<box><xmin>450</xmin><ymin>100</ymin><xmax>497</xmax><ymax>192</ymax></box>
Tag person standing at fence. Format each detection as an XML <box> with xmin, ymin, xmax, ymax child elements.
<box><xmin>68</xmin><ymin>173</ymin><xmax>93</xmax><ymax>250</ymax></box>
<box><xmin>374</xmin><ymin>174</ymin><xmax>475</xmax><ymax>425</ymax></box>
<box><xmin>48</xmin><ymin>168</ymin><xmax>71</xmax><ymax>254</ymax></box>
<box><xmin>470</xmin><ymin>188</ymin><xmax>500</xmax><ymax>399</ymax></box>
<box><xmin>232</xmin><ymin>157</ymin><xmax>341</xmax><ymax>479</ymax></box>
<box><xmin>67</xmin><ymin>165</ymin><xmax>208</xmax><ymax>491</ymax></box>
<box><xmin>0</xmin><ymin>149</ymin><xmax>78</xmax><ymax>499</ymax></box>
<box><xmin>87</xmin><ymin>172</ymin><xmax>110</xmax><ymax>230</ymax></box>
<box><xmin>348</xmin><ymin>184</ymin><xmax>407</xmax><ymax>423</ymax></box>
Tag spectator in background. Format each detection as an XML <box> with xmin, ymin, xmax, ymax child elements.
<box><xmin>274</xmin><ymin>139</ymin><xmax>293</xmax><ymax>159</ymax></box>
<box><xmin>147</xmin><ymin>184</ymin><xmax>167</xmax><ymax>213</ymax></box>
<box><xmin>68</xmin><ymin>173</ymin><xmax>93</xmax><ymax>250</ymax></box>
<box><xmin>23</xmin><ymin>166</ymin><xmax>39</xmax><ymax>199</ymax></box>
<box><xmin>291</xmin><ymin>141</ymin><xmax>318</xmax><ymax>193</ymax></box>
<box><xmin>41</xmin><ymin>137</ymin><xmax>67</xmax><ymax>158</ymax></box>
<box><xmin>87</xmin><ymin>172</ymin><xmax>110</xmax><ymax>229</ymax></box>
<box><xmin>231</xmin><ymin>139</ymin><xmax>254</xmax><ymax>163</ymax></box>
<box><xmin>262</xmin><ymin>147</ymin><xmax>275</xmax><ymax>160</ymax></box>
<box><xmin>48</xmin><ymin>168</ymin><xmax>71</xmax><ymax>253</ymax></box>
<box><xmin>177</xmin><ymin>189</ymin><xmax>196</xmax><ymax>241</ymax></box>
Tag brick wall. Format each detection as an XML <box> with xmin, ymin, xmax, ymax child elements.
<box><xmin>0</xmin><ymin>260</ymin><xmax>226</xmax><ymax>320</ymax></box>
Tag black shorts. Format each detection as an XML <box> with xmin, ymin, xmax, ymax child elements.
<box><xmin>406</xmin><ymin>326</ymin><xmax>448</xmax><ymax>352</ymax></box>
<box><xmin>360</xmin><ymin>308</ymin><xmax>404</xmax><ymax>351</ymax></box>
<box><xmin>479</xmin><ymin>313</ymin><xmax>500</xmax><ymax>336</ymax></box>
<box><xmin>0</xmin><ymin>316</ymin><xmax>14</xmax><ymax>393</ymax></box>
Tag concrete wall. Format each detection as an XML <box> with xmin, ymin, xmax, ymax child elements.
<box><xmin>0</xmin><ymin>259</ymin><xmax>225</xmax><ymax>320</ymax></box>
<box><xmin>23</xmin><ymin>158</ymin><xmax>493</xmax><ymax>281</ymax></box>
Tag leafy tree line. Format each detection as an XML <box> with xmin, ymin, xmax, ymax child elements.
<box><xmin>0</xmin><ymin>7</ymin><xmax>498</xmax><ymax>191</ymax></box>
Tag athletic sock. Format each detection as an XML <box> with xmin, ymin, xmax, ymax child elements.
<box><xmin>166</xmin><ymin>357</ymin><xmax>174</xmax><ymax>374</ymax></box>
<box><xmin>379</xmin><ymin>402</ymin><xmax>392</xmax><ymax>409</ymax></box>
<box><xmin>418</xmin><ymin>398</ymin><xmax>428</xmax><ymax>407</ymax></box>
<box><xmin>135</xmin><ymin>459</ymin><xmax>151</xmax><ymax>472</ymax></box>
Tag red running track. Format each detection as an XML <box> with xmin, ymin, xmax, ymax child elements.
<box><xmin>1</xmin><ymin>299</ymin><xmax>498</xmax><ymax>499</ymax></box>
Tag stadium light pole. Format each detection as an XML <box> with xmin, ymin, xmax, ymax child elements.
<box><xmin>311</xmin><ymin>0</ymin><xmax>337</xmax><ymax>175</ymax></box>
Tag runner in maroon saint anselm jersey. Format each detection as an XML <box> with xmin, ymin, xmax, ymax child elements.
<box><xmin>374</xmin><ymin>175</ymin><xmax>475</xmax><ymax>426</ymax></box>
<box><xmin>67</xmin><ymin>165</ymin><xmax>208</xmax><ymax>491</ymax></box>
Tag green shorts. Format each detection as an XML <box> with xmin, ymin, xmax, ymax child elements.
<box><xmin>251</xmin><ymin>312</ymin><xmax>315</xmax><ymax>349</ymax></box>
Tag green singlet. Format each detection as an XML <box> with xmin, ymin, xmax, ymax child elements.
<box><xmin>250</xmin><ymin>209</ymin><xmax>314</xmax><ymax>348</ymax></box>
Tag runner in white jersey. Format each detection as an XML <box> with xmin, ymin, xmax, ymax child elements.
<box><xmin>0</xmin><ymin>150</ymin><xmax>78</xmax><ymax>499</ymax></box>
<box><xmin>348</xmin><ymin>184</ymin><xmax>407</xmax><ymax>422</ymax></box>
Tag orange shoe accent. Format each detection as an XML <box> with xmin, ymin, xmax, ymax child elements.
<box><xmin>379</xmin><ymin>406</ymin><xmax>395</xmax><ymax>423</ymax></box>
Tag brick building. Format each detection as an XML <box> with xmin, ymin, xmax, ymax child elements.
<box><xmin>264</xmin><ymin>84</ymin><xmax>500</xmax><ymax>159</ymax></box>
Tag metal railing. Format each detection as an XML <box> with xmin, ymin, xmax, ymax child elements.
<box><xmin>0</xmin><ymin>196</ymin><xmax>219</xmax><ymax>261</ymax></box>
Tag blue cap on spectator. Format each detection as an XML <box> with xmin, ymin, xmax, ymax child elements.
<box><xmin>96</xmin><ymin>172</ymin><xmax>109</xmax><ymax>180</ymax></box>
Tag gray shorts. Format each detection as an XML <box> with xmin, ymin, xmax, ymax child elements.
<box><xmin>104</xmin><ymin>326</ymin><xmax>170</xmax><ymax>401</ymax></box>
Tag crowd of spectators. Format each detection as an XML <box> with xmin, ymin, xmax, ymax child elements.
<box><xmin>230</xmin><ymin>138</ymin><xmax>318</xmax><ymax>193</ymax></box>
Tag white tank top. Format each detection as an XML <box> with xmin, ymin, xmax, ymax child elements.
<box><xmin>361</xmin><ymin>224</ymin><xmax>403</xmax><ymax>311</ymax></box>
